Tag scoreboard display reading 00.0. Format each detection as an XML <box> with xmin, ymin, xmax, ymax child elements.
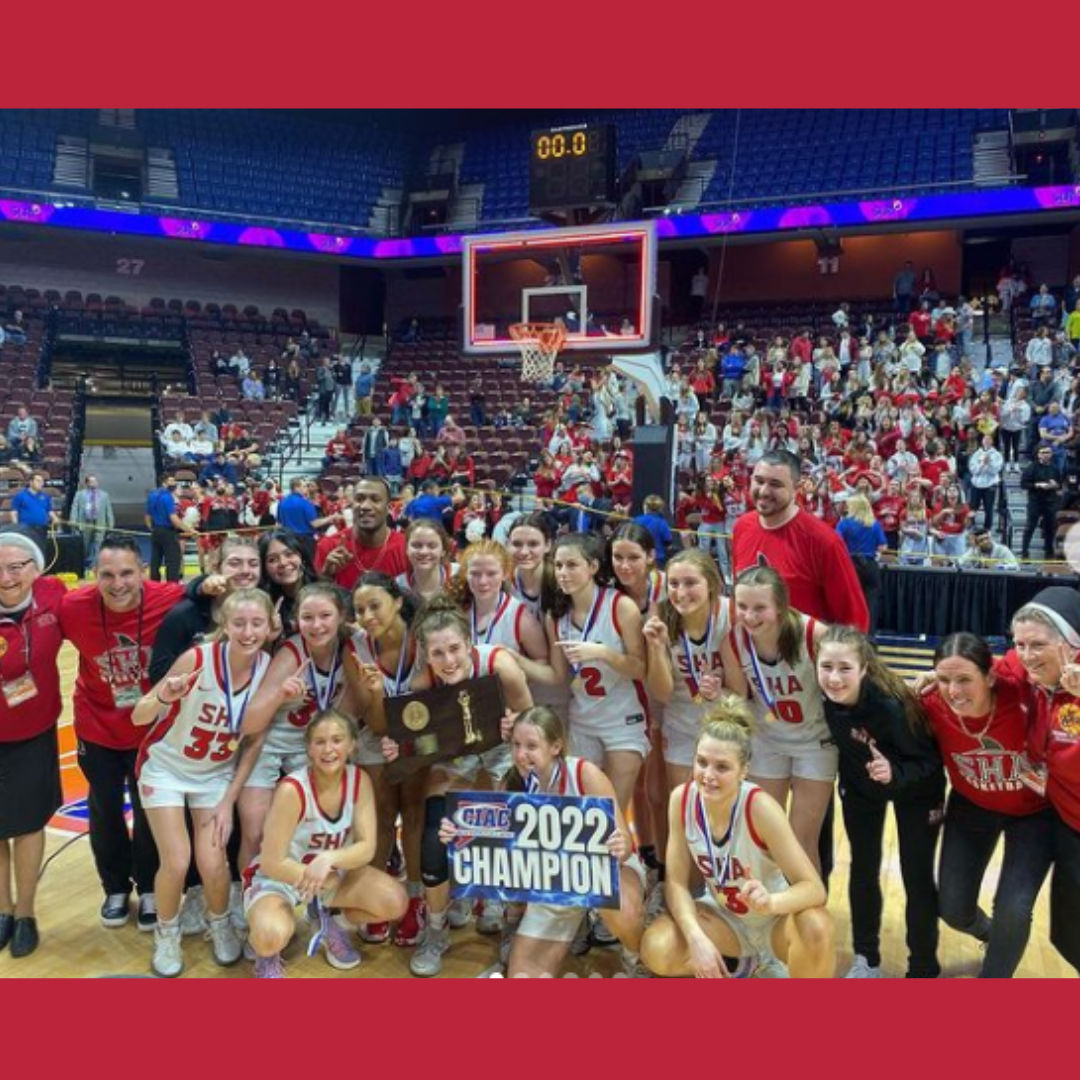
<box><xmin>529</xmin><ymin>124</ymin><xmax>616</xmax><ymax>211</ymax></box>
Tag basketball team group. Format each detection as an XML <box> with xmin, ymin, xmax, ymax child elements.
<box><xmin>1</xmin><ymin>451</ymin><xmax>1079</xmax><ymax>979</ymax></box>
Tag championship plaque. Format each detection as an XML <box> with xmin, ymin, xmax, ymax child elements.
<box><xmin>385</xmin><ymin>675</ymin><xmax>506</xmax><ymax>781</ymax></box>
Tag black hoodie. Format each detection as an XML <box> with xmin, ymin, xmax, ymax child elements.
<box><xmin>824</xmin><ymin>681</ymin><xmax>944</xmax><ymax>804</ymax></box>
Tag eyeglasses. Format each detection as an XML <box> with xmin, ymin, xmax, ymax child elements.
<box><xmin>0</xmin><ymin>559</ymin><xmax>36</xmax><ymax>577</ymax></box>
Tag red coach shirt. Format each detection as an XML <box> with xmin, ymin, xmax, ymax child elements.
<box><xmin>733</xmin><ymin>509</ymin><xmax>870</xmax><ymax>630</ymax></box>
<box><xmin>314</xmin><ymin>530</ymin><xmax>408</xmax><ymax>591</ymax></box>
<box><xmin>0</xmin><ymin>575</ymin><xmax>66</xmax><ymax>742</ymax></box>
<box><xmin>60</xmin><ymin>580</ymin><xmax>185</xmax><ymax>751</ymax></box>
<box><xmin>923</xmin><ymin>678</ymin><xmax>1046</xmax><ymax>817</ymax></box>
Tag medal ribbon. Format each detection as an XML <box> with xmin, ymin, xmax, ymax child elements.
<box><xmin>561</xmin><ymin>587</ymin><xmax>605</xmax><ymax>680</ymax></box>
<box><xmin>220</xmin><ymin>642</ymin><xmax>265</xmax><ymax>740</ymax></box>
<box><xmin>743</xmin><ymin>630</ymin><xmax>779</xmax><ymax>716</ymax></box>
<box><xmin>305</xmin><ymin>639</ymin><xmax>343</xmax><ymax>712</ymax></box>
<box><xmin>680</xmin><ymin>605</ymin><xmax>716</xmax><ymax>702</ymax></box>
<box><xmin>695</xmin><ymin>783</ymin><xmax>742</xmax><ymax>890</ymax></box>
<box><xmin>471</xmin><ymin>593</ymin><xmax>511</xmax><ymax>646</ymax></box>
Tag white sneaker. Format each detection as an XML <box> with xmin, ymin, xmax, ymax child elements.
<box><xmin>447</xmin><ymin>898</ymin><xmax>473</xmax><ymax>930</ymax></box>
<box><xmin>178</xmin><ymin>886</ymin><xmax>207</xmax><ymax>937</ymax></box>
<box><xmin>206</xmin><ymin>913</ymin><xmax>243</xmax><ymax>967</ymax></box>
<box><xmin>846</xmin><ymin>954</ymin><xmax>883</xmax><ymax>979</ymax></box>
<box><xmin>410</xmin><ymin>924</ymin><xmax>450</xmax><ymax>978</ymax></box>
<box><xmin>476</xmin><ymin>899</ymin><xmax>505</xmax><ymax>935</ymax></box>
<box><xmin>152</xmin><ymin>922</ymin><xmax>184</xmax><ymax>978</ymax></box>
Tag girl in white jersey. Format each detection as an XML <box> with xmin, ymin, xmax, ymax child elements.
<box><xmin>379</xmin><ymin>598</ymin><xmax>532</xmax><ymax>977</ymax></box>
<box><xmin>548</xmin><ymin>532</ymin><xmax>648</xmax><ymax>814</ymax></box>
<box><xmin>449</xmin><ymin>539</ymin><xmax>555</xmax><ymax>690</ymax></box>
<box><xmin>441</xmin><ymin>707</ymin><xmax>647</xmax><ymax>978</ymax></box>
<box><xmin>242</xmin><ymin>584</ymin><xmax>359</xmax><ymax>875</ymax></box>
<box><xmin>396</xmin><ymin>518</ymin><xmax>456</xmax><ymax>604</ymax></box>
<box><xmin>507</xmin><ymin>512</ymin><xmax>569</xmax><ymax>717</ymax></box>
<box><xmin>244</xmin><ymin>710</ymin><xmax>408</xmax><ymax>978</ymax></box>
<box><xmin>347</xmin><ymin>572</ymin><xmax>428</xmax><ymax>948</ymax></box>
<box><xmin>644</xmin><ymin>549</ymin><xmax>735</xmax><ymax>786</ymax></box>
<box><xmin>133</xmin><ymin>589</ymin><xmax>275</xmax><ymax>978</ymax></box>
<box><xmin>728</xmin><ymin>566</ymin><xmax>836</xmax><ymax>874</ymax></box>
<box><xmin>611</xmin><ymin>522</ymin><xmax>669</xmax><ymax>907</ymax></box>
<box><xmin>609</xmin><ymin>522</ymin><xmax>666</xmax><ymax>621</ymax></box>
<box><xmin>640</xmin><ymin>698</ymin><xmax>834</xmax><ymax>978</ymax></box>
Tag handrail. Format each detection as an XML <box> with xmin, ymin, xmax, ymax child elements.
<box><xmin>274</xmin><ymin>396</ymin><xmax>319</xmax><ymax>488</ymax></box>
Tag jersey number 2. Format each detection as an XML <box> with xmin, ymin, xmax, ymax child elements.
<box><xmin>578</xmin><ymin>667</ymin><xmax>606</xmax><ymax>698</ymax></box>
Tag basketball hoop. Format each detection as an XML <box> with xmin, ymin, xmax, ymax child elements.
<box><xmin>510</xmin><ymin>322</ymin><xmax>566</xmax><ymax>383</ymax></box>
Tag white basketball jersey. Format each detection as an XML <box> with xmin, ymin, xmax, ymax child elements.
<box><xmin>394</xmin><ymin>565</ymin><xmax>456</xmax><ymax>599</ymax></box>
<box><xmin>507</xmin><ymin>576</ymin><xmax>570</xmax><ymax>712</ymax></box>
<box><xmin>535</xmin><ymin>756</ymin><xmax>589</xmax><ymax>797</ymax></box>
<box><xmin>663</xmin><ymin>599</ymin><xmax>734</xmax><ymax>730</ymax></box>
<box><xmin>560</xmin><ymin>587</ymin><xmax>649</xmax><ymax>730</ymax></box>
<box><xmin>138</xmin><ymin>642</ymin><xmax>270</xmax><ymax>780</ymax></box>
<box><xmin>729</xmin><ymin>614</ymin><xmax>828</xmax><ymax>747</ymax></box>
<box><xmin>633</xmin><ymin>571</ymin><xmax>667</xmax><ymax>617</ymax></box>
<box><xmin>281</xmin><ymin>763</ymin><xmax>362</xmax><ymax>867</ymax></box>
<box><xmin>246</xmin><ymin>764</ymin><xmax>363</xmax><ymax>886</ymax></box>
<box><xmin>683</xmin><ymin>779</ymin><xmax>788</xmax><ymax>938</ymax></box>
<box><xmin>264</xmin><ymin>634</ymin><xmax>355</xmax><ymax>759</ymax></box>
<box><xmin>470</xmin><ymin>593</ymin><xmax>529</xmax><ymax>654</ymax></box>
<box><xmin>352</xmin><ymin>629</ymin><xmax>419</xmax><ymax>699</ymax></box>
<box><xmin>508</xmin><ymin>573</ymin><xmax>545</xmax><ymax>622</ymax></box>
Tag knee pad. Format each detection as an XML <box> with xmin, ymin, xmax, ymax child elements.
<box><xmin>421</xmin><ymin>796</ymin><xmax>449</xmax><ymax>888</ymax></box>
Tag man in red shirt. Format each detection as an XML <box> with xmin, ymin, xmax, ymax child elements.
<box><xmin>733</xmin><ymin>450</ymin><xmax>869</xmax><ymax>887</ymax></box>
<box><xmin>315</xmin><ymin>477</ymin><xmax>407</xmax><ymax>590</ymax></box>
<box><xmin>59</xmin><ymin>533</ymin><xmax>187</xmax><ymax>931</ymax></box>
<box><xmin>733</xmin><ymin>451</ymin><xmax>870</xmax><ymax>632</ymax></box>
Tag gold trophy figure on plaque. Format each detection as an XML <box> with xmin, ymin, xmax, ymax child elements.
<box><xmin>459</xmin><ymin>689</ymin><xmax>483</xmax><ymax>746</ymax></box>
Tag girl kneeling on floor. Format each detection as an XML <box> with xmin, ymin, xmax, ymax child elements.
<box><xmin>640</xmin><ymin>696</ymin><xmax>834</xmax><ymax>979</ymax></box>
<box><xmin>244</xmin><ymin>710</ymin><xmax>407</xmax><ymax>978</ymax></box>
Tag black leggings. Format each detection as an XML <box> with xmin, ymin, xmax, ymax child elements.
<box><xmin>840</xmin><ymin>784</ymin><xmax>944</xmax><ymax>977</ymax></box>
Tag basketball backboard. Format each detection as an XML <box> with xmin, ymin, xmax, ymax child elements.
<box><xmin>462</xmin><ymin>221</ymin><xmax>657</xmax><ymax>355</ymax></box>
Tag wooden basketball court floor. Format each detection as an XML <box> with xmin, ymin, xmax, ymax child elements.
<box><xmin>1</xmin><ymin>642</ymin><xmax>1074</xmax><ymax>979</ymax></box>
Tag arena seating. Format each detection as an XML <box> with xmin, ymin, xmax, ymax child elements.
<box><xmin>334</xmin><ymin>324</ymin><xmax>558</xmax><ymax>492</ymax></box>
<box><xmin>0</xmin><ymin>288</ymin><xmax>81</xmax><ymax>514</ymax></box>
<box><xmin>0</xmin><ymin>109</ymin><xmax>1015</xmax><ymax>237</ymax></box>
<box><xmin>138</xmin><ymin>109</ymin><xmax>410</xmax><ymax>228</ymax></box>
<box><xmin>464</xmin><ymin>108</ymin><xmax>1011</xmax><ymax>225</ymax></box>
<box><xmin>696</xmin><ymin>109</ymin><xmax>1009</xmax><ymax>205</ymax></box>
<box><xmin>0</xmin><ymin>109</ymin><xmax>91</xmax><ymax>193</ymax></box>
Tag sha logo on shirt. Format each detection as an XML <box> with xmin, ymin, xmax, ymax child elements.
<box><xmin>95</xmin><ymin>634</ymin><xmax>148</xmax><ymax>686</ymax></box>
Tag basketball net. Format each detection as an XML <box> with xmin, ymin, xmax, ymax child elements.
<box><xmin>509</xmin><ymin>322</ymin><xmax>566</xmax><ymax>383</ymax></box>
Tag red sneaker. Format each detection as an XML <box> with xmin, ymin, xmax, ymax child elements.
<box><xmin>393</xmin><ymin>897</ymin><xmax>428</xmax><ymax>948</ymax></box>
<box><xmin>358</xmin><ymin>922</ymin><xmax>390</xmax><ymax>944</ymax></box>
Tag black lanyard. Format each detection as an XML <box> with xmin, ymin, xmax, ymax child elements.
<box><xmin>99</xmin><ymin>592</ymin><xmax>146</xmax><ymax>686</ymax></box>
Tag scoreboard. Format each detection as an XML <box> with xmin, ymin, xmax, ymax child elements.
<box><xmin>529</xmin><ymin>124</ymin><xmax>616</xmax><ymax>211</ymax></box>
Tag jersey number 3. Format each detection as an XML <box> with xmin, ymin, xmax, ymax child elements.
<box><xmin>184</xmin><ymin>726</ymin><xmax>234</xmax><ymax>763</ymax></box>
